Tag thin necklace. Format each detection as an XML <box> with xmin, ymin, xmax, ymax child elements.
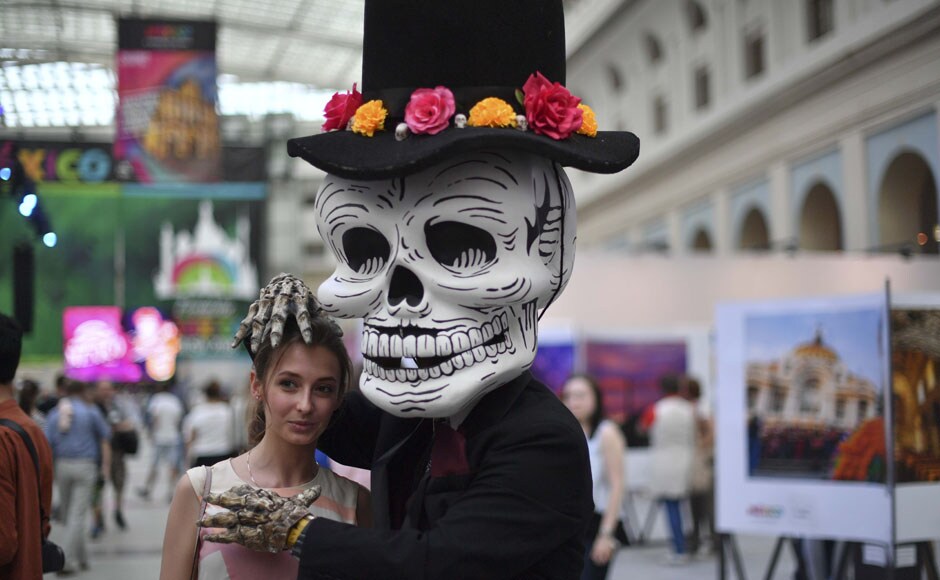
<box><xmin>246</xmin><ymin>448</ymin><xmax>318</xmax><ymax>488</ymax></box>
<box><xmin>246</xmin><ymin>448</ymin><xmax>260</xmax><ymax>487</ymax></box>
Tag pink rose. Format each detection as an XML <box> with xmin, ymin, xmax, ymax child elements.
<box><xmin>404</xmin><ymin>86</ymin><xmax>456</xmax><ymax>135</ymax></box>
<box><xmin>322</xmin><ymin>83</ymin><xmax>362</xmax><ymax>132</ymax></box>
<box><xmin>522</xmin><ymin>72</ymin><xmax>583</xmax><ymax>140</ymax></box>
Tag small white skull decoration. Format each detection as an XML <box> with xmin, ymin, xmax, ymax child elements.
<box><xmin>315</xmin><ymin>149</ymin><xmax>576</xmax><ymax>418</ymax></box>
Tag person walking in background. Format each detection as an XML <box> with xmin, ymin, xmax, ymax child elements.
<box><xmin>562</xmin><ymin>374</ymin><xmax>628</xmax><ymax>580</ymax></box>
<box><xmin>0</xmin><ymin>313</ymin><xmax>56</xmax><ymax>579</ymax></box>
<box><xmin>182</xmin><ymin>380</ymin><xmax>236</xmax><ymax>468</ymax></box>
<box><xmin>90</xmin><ymin>380</ymin><xmax>136</xmax><ymax>537</ymax></box>
<box><xmin>17</xmin><ymin>378</ymin><xmax>46</xmax><ymax>430</ymax></box>
<box><xmin>137</xmin><ymin>382</ymin><xmax>184</xmax><ymax>502</ymax></box>
<box><xmin>44</xmin><ymin>380</ymin><xmax>111</xmax><ymax>576</ymax></box>
<box><xmin>684</xmin><ymin>376</ymin><xmax>716</xmax><ymax>556</ymax></box>
<box><xmin>643</xmin><ymin>374</ymin><xmax>696</xmax><ymax>565</ymax></box>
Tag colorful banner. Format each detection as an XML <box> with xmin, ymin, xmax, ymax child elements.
<box><xmin>584</xmin><ymin>339</ymin><xmax>687</xmax><ymax>425</ymax></box>
<box><xmin>715</xmin><ymin>293</ymin><xmax>892</xmax><ymax>543</ymax></box>
<box><xmin>152</xmin><ymin>199</ymin><xmax>259</xmax><ymax>358</ymax></box>
<box><xmin>115</xmin><ymin>18</ymin><xmax>220</xmax><ymax>183</ymax></box>
<box><xmin>63</xmin><ymin>306</ymin><xmax>180</xmax><ymax>383</ymax></box>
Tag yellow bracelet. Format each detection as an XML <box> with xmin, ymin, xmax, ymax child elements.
<box><xmin>285</xmin><ymin>515</ymin><xmax>314</xmax><ymax>549</ymax></box>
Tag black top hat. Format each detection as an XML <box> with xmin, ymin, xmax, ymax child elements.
<box><xmin>287</xmin><ymin>0</ymin><xmax>640</xmax><ymax>180</ymax></box>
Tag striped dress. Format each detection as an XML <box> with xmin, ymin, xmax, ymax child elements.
<box><xmin>187</xmin><ymin>458</ymin><xmax>361</xmax><ymax>580</ymax></box>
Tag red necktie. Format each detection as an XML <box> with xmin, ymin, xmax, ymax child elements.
<box><xmin>429</xmin><ymin>421</ymin><xmax>469</xmax><ymax>477</ymax></box>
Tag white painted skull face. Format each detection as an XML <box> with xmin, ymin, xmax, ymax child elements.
<box><xmin>315</xmin><ymin>149</ymin><xmax>576</xmax><ymax>419</ymax></box>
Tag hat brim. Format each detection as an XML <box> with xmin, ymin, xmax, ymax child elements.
<box><xmin>287</xmin><ymin>128</ymin><xmax>640</xmax><ymax>181</ymax></box>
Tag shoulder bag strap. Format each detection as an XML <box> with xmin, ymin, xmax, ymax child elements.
<box><xmin>190</xmin><ymin>465</ymin><xmax>213</xmax><ymax>580</ymax></box>
<box><xmin>0</xmin><ymin>418</ymin><xmax>49</xmax><ymax>534</ymax></box>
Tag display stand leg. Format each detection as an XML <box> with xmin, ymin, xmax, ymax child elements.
<box><xmin>718</xmin><ymin>533</ymin><xmax>748</xmax><ymax>580</ymax></box>
<box><xmin>831</xmin><ymin>541</ymin><xmax>858</xmax><ymax>580</ymax></box>
<box><xmin>621</xmin><ymin>491</ymin><xmax>642</xmax><ymax>545</ymax></box>
<box><xmin>641</xmin><ymin>498</ymin><xmax>659</xmax><ymax>543</ymax></box>
<box><xmin>763</xmin><ymin>537</ymin><xmax>785</xmax><ymax>580</ymax></box>
<box><xmin>763</xmin><ymin>537</ymin><xmax>808</xmax><ymax>580</ymax></box>
<box><xmin>918</xmin><ymin>541</ymin><xmax>939</xmax><ymax>580</ymax></box>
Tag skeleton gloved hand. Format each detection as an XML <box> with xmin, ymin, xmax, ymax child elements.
<box><xmin>198</xmin><ymin>484</ymin><xmax>320</xmax><ymax>553</ymax></box>
<box><xmin>231</xmin><ymin>273</ymin><xmax>318</xmax><ymax>354</ymax></box>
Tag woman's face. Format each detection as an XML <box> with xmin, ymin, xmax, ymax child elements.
<box><xmin>562</xmin><ymin>377</ymin><xmax>596</xmax><ymax>423</ymax></box>
<box><xmin>251</xmin><ymin>342</ymin><xmax>342</xmax><ymax>448</ymax></box>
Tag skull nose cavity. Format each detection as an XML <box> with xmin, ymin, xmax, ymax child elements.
<box><xmin>388</xmin><ymin>265</ymin><xmax>423</xmax><ymax>308</ymax></box>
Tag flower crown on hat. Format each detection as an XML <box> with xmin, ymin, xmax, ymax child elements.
<box><xmin>321</xmin><ymin>72</ymin><xmax>598</xmax><ymax>142</ymax></box>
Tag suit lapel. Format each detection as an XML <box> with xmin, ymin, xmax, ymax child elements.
<box><xmin>371</xmin><ymin>417</ymin><xmax>430</xmax><ymax>529</ymax></box>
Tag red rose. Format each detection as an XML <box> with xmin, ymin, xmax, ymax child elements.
<box><xmin>522</xmin><ymin>72</ymin><xmax>583</xmax><ymax>140</ymax></box>
<box><xmin>322</xmin><ymin>83</ymin><xmax>362</xmax><ymax>132</ymax></box>
<box><xmin>404</xmin><ymin>86</ymin><xmax>456</xmax><ymax>135</ymax></box>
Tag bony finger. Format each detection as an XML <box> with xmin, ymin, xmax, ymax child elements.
<box><xmin>199</xmin><ymin>511</ymin><xmax>239</xmax><ymax>528</ymax></box>
<box><xmin>294</xmin><ymin>485</ymin><xmax>322</xmax><ymax>507</ymax></box>
<box><xmin>203</xmin><ymin>531</ymin><xmax>242</xmax><ymax>544</ymax></box>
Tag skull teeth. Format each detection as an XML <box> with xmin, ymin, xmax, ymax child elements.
<box><xmin>361</xmin><ymin>314</ymin><xmax>512</xmax><ymax>382</ymax></box>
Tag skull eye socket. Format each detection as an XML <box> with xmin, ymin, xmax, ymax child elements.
<box><xmin>342</xmin><ymin>227</ymin><xmax>390</xmax><ymax>276</ymax></box>
<box><xmin>425</xmin><ymin>221</ymin><xmax>496</xmax><ymax>272</ymax></box>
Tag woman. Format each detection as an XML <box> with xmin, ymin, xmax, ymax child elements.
<box><xmin>183</xmin><ymin>380</ymin><xmax>236</xmax><ymax>468</ymax></box>
<box><xmin>562</xmin><ymin>374</ymin><xmax>627</xmax><ymax>580</ymax></box>
<box><xmin>159</xmin><ymin>291</ymin><xmax>371</xmax><ymax>580</ymax></box>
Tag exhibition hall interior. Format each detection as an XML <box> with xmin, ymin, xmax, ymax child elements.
<box><xmin>2</xmin><ymin>0</ymin><xmax>940</xmax><ymax>578</ymax></box>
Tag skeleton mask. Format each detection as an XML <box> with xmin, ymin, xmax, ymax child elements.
<box><xmin>315</xmin><ymin>150</ymin><xmax>576</xmax><ymax>418</ymax></box>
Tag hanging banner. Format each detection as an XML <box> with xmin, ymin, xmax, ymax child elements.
<box><xmin>715</xmin><ymin>293</ymin><xmax>892</xmax><ymax>543</ymax></box>
<box><xmin>115</xmin><ymin>18</ymin><xmax>220</xmax><ymax>183</ymax></box>
<box><xmin>584</xmin><ymin>336</ymin><xmax>687</xmax><ymax>426</ymax></box>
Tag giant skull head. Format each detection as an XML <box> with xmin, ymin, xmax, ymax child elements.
<box><xmin>315</xmin><ymin>149</ymin><xmax>577</xmax><ymax>418</ymax></box>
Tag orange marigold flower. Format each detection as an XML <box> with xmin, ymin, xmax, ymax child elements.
<box><xmin>467</xmin><ymin>97</ymin><xmax>518</xmax><ymax>128</ymax></box>
<box><xmin>577</xmin><ymin>104</ymin><xmax>598</xmax><ymax>137</ymax></box>
<box><xmin>352</xmin><ymin>100</ymin><xmax>388</xmax><ymax>137</ymax></box>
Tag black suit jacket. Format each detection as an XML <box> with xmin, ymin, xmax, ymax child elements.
<box><xmin>303</xmin><ymin>372</ymin><xmax>592</xmax><ymax>580</ymax></box>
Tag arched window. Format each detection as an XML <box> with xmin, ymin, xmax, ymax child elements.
<box><xmin>738</xmin><ymin>207</ymin><xmax>770</xmax><ymax>250</ymax></box>
<box><xmin>606</xmin><ymin>63</ymin><xmax>625</xmax><ymax>93</ymax></box>
<box><xmin>644</xmin><ymin>32</ymin><xmax>663</xmax><ymax>65</ymax></box>
<box><xmin>691</xmin><ymin>228</ymin><xmax>713</xmax><ymax>251</ymax></box>
<box><xmin>799</xmin><ymin>182</ymin><xmax>843</xmax><ymax>251</ymax></box>
<box><xmin>686</xmin><ymin>1</ymin><xmax>708</xmax><ymax>33</ymax></box>
<box><xmin>878</xmin><ymin>151</ymin><xmax>939</xmax><ymax>254</ymax></box>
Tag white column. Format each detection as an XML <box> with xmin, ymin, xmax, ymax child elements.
<box><xmin>668</xmin><ymin>208</ymin><xmax>683</xmax><ymax>255</ymax></box>
<box><xmin>714</xmin><ymin>187</ymin><xmax>732</xmax><ymax>253</ymax></box>
<box><xmin>840</xmin><ymin>130</ymin><xmax>870</xmax><ymax>251</ymax></box>
<box><xmin>768</xmin><ymin>160</ymin><xmax>791</xmax><ymax>247</ymax></box>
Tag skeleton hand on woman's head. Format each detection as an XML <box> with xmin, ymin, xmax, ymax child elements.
<box><xmin>198</xmin><ymin>484</ymin><xmax>321</xmax><ymax>553</ymax></box>
<box><xmin>231</xmin><ymin>273</ymin><xmax>319</xmax><ymax>354</ymax></box>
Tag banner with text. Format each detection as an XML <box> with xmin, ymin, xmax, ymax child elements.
<box><xmin>116</xmin><ymin>18</ymin><xmax>220</xmax><ymax>183</ymax></box>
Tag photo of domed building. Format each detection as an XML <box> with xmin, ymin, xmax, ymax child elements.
<box><xmin>744</xmin><ymin>309</ymin><xmax>885</xmax><ymax>480</ymax></box>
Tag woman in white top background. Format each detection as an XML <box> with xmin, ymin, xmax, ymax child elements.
<box><xmin>562</xmin><ymin>374</ymin><xmax>627</xmax><ymax>580</ymax></box>
<box><xmin>183</xmin><ymin>380</ymin><xmax>237</xmax><ymax>468</ymax></box>
<box><xmin>642</xmin><ymin>374</ymin><xmax>696</xmax><ymax>565</ymax></box>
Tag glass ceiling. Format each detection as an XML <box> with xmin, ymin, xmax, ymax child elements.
<box><xmin>0</xmin><ymin>0</ymin><xmax>630</xmax><ymax>129</ymax></box>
